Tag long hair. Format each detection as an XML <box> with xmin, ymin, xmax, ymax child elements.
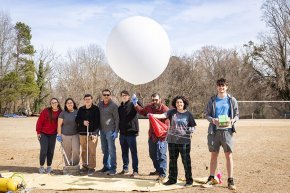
<box><xmin>64</xmin><ymin>98</ymin><xmax>78</xmax><ymax>112</ymax></box>
<box><xmin>48</xmin><ymin>98</ymin><xmax>62</xmax><ymax>122</ymax></box>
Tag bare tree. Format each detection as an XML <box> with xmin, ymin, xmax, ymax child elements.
<box><xmin>0</xmin><ymin>11</ymin><xmax>15</xmax><ymax>77</ymax></box>
<box><xmin>54</xmin><ymin>44</ymin><xmax>121</xmax><ymax>106</ymax></box>
<box><xmin>245</xmin><ymin>0</ymin><xmax>290</xmax><ymax>100</ymax></box>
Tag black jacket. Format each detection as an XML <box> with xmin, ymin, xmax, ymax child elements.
<box><xmin>118</xmin><ymin>101</ymin><xmax>139</xmax><ymax>136</ymax></box>
<box><xmin>76</xmin><ymin>105</ymin><xmax>100</xmax><ymax>135</ymax></box>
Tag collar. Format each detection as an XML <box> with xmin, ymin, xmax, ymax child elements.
<box><xmin>121</xmin><ymin>100</ymin><xmax>130</xmax><ymax>106</ymax></box>
<box><xmin>102</xmin><ymin>99</ymin><xmax>111</xmax><ymax>107</ymax></box>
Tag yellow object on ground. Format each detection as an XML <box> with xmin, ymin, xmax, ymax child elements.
<box><xmin>0</xmin><ymin>173</ymin><xmax>25</xmax><ymax>192</ymax></box>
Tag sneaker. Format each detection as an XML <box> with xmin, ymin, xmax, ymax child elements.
<box><xmin>131</xmin><ymin>172</ymin><xmax>138</xmax><ymax>177</ymax></box>
<box><xmin>107</xmin><ymin>170</ymin><xmax>116</xmax><ymax>176</ymax></box>
<box><xmin>39</xmin><ymin>166</ymin><xmax>46</xmax><ymax>174</ymax></box>
<box><xmin>88</xmin><ymin>169</ymin><xmax>95</xmax><ymax>176</ymax></box>
<box><xmin>149</xmin><ymin>170</ymin><xmax>159</xmax><ymax>176</ymax></box>
<box><xmin>96</xmin><ymin>167</ymin><xmax>109</xmax><ymax>173</ymax></box>
<box><xmin>119</xmin><ymin>169</ymin><xmax>129</xmax><ymax>174</ymax></box>
<box><xmin>156</xmin><ymin>175</ymin><xmax>165</xmax><ymax>183</ymax></box>
<box><xmin>46</xmin><ymin>166</ymin><xmax>53</xmax><ymax>173</ymax></box>
<box><xmin>80</xmin><ymin>166</ymin><xmax>89</xmax><ymax>173</ymax></box>
<box><xmin>202</xmin><ymin>176</ymin><xmax>218</xmax><ymax>188</ymax></box>
<box><xmin>228</xmin><ymin>178</ymin><xmax>236</xmax><ymax>190</ymax></box>
<box><xmin>163</xmin><ymin>180</ymin><xmax>176</xmax><ymax>185</ymax></box>
<box><xmin>185</xmin><ymin>181</ymin><xmax>193</xmax><ymax>187</ymax></box>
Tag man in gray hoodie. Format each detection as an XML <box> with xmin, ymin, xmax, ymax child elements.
<box><xmin>204</xmin><ymin>78</ymin><xmax>239</xmax><ymax>190</ymax></box>
<box><xmin>97</xmin><ymin>89</ymin><xmax>119</xmax><ymax>175</ymax></box>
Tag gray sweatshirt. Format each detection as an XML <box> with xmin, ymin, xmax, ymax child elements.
<box><xmin>205</xmin><ymin>94</ymin><xmax>239</xmax><ymax>134</ymax></box>
<box><xmin>98</xmin><ymin>100</ymin><xmax>119</xmax><ymax>132</ymax></box>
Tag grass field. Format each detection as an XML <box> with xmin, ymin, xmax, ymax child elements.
<box><xmin>0</xmin><ymin>118</ymin><xmax>289</xmax><ymax>193</ymax></box>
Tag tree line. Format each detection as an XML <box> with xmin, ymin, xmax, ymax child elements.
<box><xmin>0</xmin><ymin>0</ymin><xmax>289</xmax><ymax>118</ymax></box>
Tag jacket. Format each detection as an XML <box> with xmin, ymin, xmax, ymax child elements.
<box><xmin>75</xmin><ymin>104</ymin><xmax>100</xmax><ymax>135</ymax></box>
<box><xmin>118</xmin><ymin>101</ymin><xmax>139</xmax><ymax>136</ymax></box>
<box><xmin>36</xmin><ymin>108</ymin><xmax>61</xmax><ymax>135</ymax></box>
<box><xmin>98</xmin><ymin>100</ymin><xmax>119</xmax><ymax>132</ymax></box>
<box><xmin>135</xmin><ymin>103</ymin><xmax>169</xmax><ymax>141</ymax></box>
<box><xmin>205</xmin><ymin>94</ymin><xmax>239</xmax><ymax>134</ymax></box>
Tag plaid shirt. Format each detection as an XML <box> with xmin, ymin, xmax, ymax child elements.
<box><xmin>135</xmin><ymin>103</ymin><xmax>169</xmax><ymax>142</ymax></box>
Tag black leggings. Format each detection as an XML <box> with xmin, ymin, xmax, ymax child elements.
<box><xmin>39</xmin><ymin>133</ymin><xmax>56</xmax><ymax>166</ymax></box>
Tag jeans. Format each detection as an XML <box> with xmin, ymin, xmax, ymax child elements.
<box><xmin>119</xmin><ymin>134</ymin><xmax>138</xmax><ymax>172</ymax></box>
<box><xmin>100</xmin><ymin>130</ymin><xmax>117</xmax><ymax>172</ymax></box>
<box><xmin>148</xmin><ymin>138</ymin><xmax>167</xmax><ymax>177</ymax></box>
<box><xmin>39</xmin><ymin>133</ymin><xmax>56</xmax><ymax>166</ymax></box>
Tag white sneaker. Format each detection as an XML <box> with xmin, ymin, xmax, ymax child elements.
<box><xmin>202</xmin><ymin>177</ymin><xmax>218</xmax><ymax>188</ymax></box>
<box><xmin>46</xmin><ymin>166</ymin><xmax>53</xmax><ymax>173</ymax></box>
<box><xmin>39</xmin><ymin>166</ymin><xmax>46</xmax><ymax>174</ymax></box>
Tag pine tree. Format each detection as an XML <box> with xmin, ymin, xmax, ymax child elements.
<box><xmin>14</xmin><ymin>22</ymin><xmax>38</xmax><ymax>113</ymax></box>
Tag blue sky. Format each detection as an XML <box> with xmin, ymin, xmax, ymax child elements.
<box><xmin>1</xmin><ymin>0</ymin><xmax>266</xmax><ymax>56</ymax></box>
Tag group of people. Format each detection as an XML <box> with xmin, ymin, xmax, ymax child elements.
<box><xmin>35</xmin><ymin>78</ymin><xmax>239</xmax><ymax>190</ymax></box>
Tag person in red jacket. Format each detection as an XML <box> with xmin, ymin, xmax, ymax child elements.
<box><xmin>132</xmin><ymin>93</ymin><xmax>169</xmax><ymax>182</ymax></box>
<box><xmin>36</xmin><ymin>98</ymin><xmax>62</xmax><ymax>174</ymax></box>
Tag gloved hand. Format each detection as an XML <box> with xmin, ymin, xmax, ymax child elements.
<box><xmin>56</xmin><ymin>134</ymin><xmax>62</xmax><ymax>142</ymax></box>
<box><xmin>111</xmin><ymin>131</ymin><xmax>118</xmax><ymax>140</ymax></box>
<box><xmin>131</xmin><ymin>94</ymin><xmax>138</xmax><ymax>106</ymax></box>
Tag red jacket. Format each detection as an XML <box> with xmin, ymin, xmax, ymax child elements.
<box><xmin>135</xmin><ymin>103</ymin><xmax>169</xmax><ymax>141</ymax></box>
<box><xmin>36</xmin><ymin>108</ymin><xmax>61</xmax><ymax>135</ymax></box>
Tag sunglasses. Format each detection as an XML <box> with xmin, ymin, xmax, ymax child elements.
<box><xmin>103</xmin><ymin>94</ymin><xmax>110</xmax><ymax>97</ymax></box>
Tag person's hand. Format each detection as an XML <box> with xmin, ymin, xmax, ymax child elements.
<box><xmin>131</xmin><ymin>94</ymin><xmax>138</xmax><ymax>106</ymax></box>
<box><xmin>188</xmin><ymin>127</ymin><xmax>196</xmax><ymax>133</ymax></box>
<box><xmin>230</xmin><ymin>119</ymin><xmax>235</xmax><ymax>125</ymax></box>
<box><xmin>111</xmin><ymin>131</ymin><xmax>118</xmax><ymax>140</ymax></box>
<box><xmin>147</xmin><ymin>113</ymin><xmax>152</xmax><ymax>118</ymax></box>
<box><xmin>84</xmin><ymin>120</ymin><xmax>89</xmax><ymax>126</ymax></box>
<box><xmin>56</xmin><ymin>134</ymin><xmax>62</xmax><ymax>142</ymax></box>
<box><xmin>90</xmin><ymin>134</ymin><xmax>98</xmax><ymax>143</ymax></box>
<box><xmin>96</xmin><ymin>129</ymin><xmax>100</xmax><ymax>136</ymax></box>
<box><xmin>37</xmin><ymin>134</ymin><xmax>41</xmax><ymax>141</ymax></box>
<box><xmin>212</xmin><ymin>118</ymin><xmax>219</xmax><ymax>125</ymax></box>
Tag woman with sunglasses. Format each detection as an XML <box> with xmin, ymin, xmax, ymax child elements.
<box><xmin>36</xmin><ymin>98</ymin><xmax>62</xmax><ymax>174</ymax></box>
<box><xmin>57</xmin><ymin>98</ymin><xmax>79</xmax><ymax>166</ymax></box>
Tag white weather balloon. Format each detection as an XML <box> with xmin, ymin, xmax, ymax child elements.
<box><xmin>106</xmin><ymin>16</ymin><xmax>171</xmax><ymax>85</ymax></box>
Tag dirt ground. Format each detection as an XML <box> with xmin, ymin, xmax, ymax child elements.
<box><xmin>0</xmin><ymin>118</ymin><xmax>289</xmax><ymax>193</ymax></box>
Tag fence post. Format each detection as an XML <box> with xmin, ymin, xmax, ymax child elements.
<box><xmin>252</xmin><ymin>113</ymin><xmax>254</xmax><ymax>119</ymax></box>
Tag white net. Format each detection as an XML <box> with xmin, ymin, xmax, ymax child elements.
<box><xmin>238</xmin><ymin>101</ymin><xmax>290</xmax><ymax>119</ymax></box>
<box><xmin>166</xmin><ymin>126</ymin><xmax>195</xmax><ymax>144</ymax></box>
